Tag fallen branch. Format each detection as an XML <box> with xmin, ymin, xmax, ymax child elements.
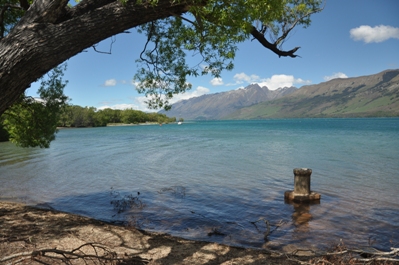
<box><xmin>357</xmin><ymin>257</ymin><xmax>399</xmax><ymax>263</ymax></box>
<box><xmin>304</xmin><ymin>246</ymin><xmax>399</xmax><ymax>264</ymax></box>
<box><xmin>324</xmin><ymin>247</ymin><xmax>399</xmax><ymax>257</ymax></box>
<box><xmin>0</xmin><ymin>251</ymin><xmax>32</xmax><ymax>263</ymax></box>
<box><xmin>1</xmin><ymin>242</ymin><xmax>150</xmax><ymax>264</ymax></box>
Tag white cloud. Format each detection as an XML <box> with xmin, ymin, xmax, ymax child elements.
<box><xmin>134</xmin><ymin>86</ymin><xmax>210</xmax><ymax>112</ymax></box>
<box><xmin>350</xmin><ymin>25</ymin><xmax>399</xmax><ymax>43</ymax></box>
<box><xmin>169</xmin><ymin>86</ymin><xmax>210</xmax><ymax>102</ymax></box>
<box><xmin>323</xmin><ymin>72</ymin><xmax>348</xmax><ymax>81</ymax></box>
<box><xmin>103</xmin><ymin>79</ymin><xmax>117</xmax><ymax>86</ymax></box>
<box><xmin>232</xmin><ymin>72</ymin><xmax>260</xmax><ymax>84</ymax></box>
<box><xmin>117</xmin><ymin>79</ymin><xmax>137</xmax><ymax>86</ymax></box>
<box><xmin>210</xmin><ymin>77</ymin><xmax>224</xmax><ymax>86</ymax></box>
<box><xmin>258</xmin><ymin>74</ymin><xmax>311</xmax><ymax>90</ymax></box>
<box><xmin>97</xmin><ymin>103</ymin><xmax>139</xmax><ymax>110</ymax></box>
<box><xmin>226</xmin><ymin>73</ymin><xmax>308</xmax><ymax>90</ymax></box>
<box><xmin>195</xmin><ymin>86</ymin><xmax>211</xmax><ymax>95</ymax></box>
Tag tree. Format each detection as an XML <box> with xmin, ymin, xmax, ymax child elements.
<box><xmin>122</xmin><ymin>108</ymin><xmax>156</xmax><ymax>124</ymax></box>
<box><xmin>0</xmin><ymin>0</ymin><xmax>323</xmax><ymax>117</ymax></box>
<box><xmin>94</xmin><ymin>108</ymin><xmax>123</xmax><ymax>125</ymax></box>
<box><xmin>1</xmin><ymin>64</ymin><xmax>69</xmax><ymax>147</ymax></box>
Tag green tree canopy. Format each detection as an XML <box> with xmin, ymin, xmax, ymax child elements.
<box><xmin>0</xmin><ymin>0</ymin><xmax>323</xmax><ymax>115</ymax></box>
<box><xmin>0</xmin><ymin>0</ymin><xmax>323</xmax><ymax>147</ymax></box>
<box><xmin>1</xmin><ymin>64</ymin><xmax>69</xmax><ymax>147</ymax></box>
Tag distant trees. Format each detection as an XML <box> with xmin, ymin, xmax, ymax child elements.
<box><xmin>121</xmin><ymin>109</ymin><xmax>146</xmax><ymax>124</ymax></box>
<box><xmin>59</xmin><ymin>105</ymin><xmax>102</xmax><ymax>128</ymax></box>
<box><xmin>0</xmin><ymin>96</ymin><xmax>177</xmax><ymax>146</ymax></box>
<box><xmin>57</xmin><ymin>106</ymin><xmax>176</xmax><ymax>128</ymax></box>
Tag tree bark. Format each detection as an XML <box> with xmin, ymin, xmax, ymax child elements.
<box><xmin>0</xmin><ymin>0</ymin><xmax>194</xmax><ymax>115</ymax></box>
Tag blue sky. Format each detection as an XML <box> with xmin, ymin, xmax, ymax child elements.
<box><xmin>28</xmin><ymin>0</ymin><xmax>399</xmax><ymax>112</ymax></box>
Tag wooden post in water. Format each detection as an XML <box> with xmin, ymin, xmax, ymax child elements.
<box><xmin>285</xmin><ymin>168</ymin><xmax>321</xmax><ymax>202</ymax></box>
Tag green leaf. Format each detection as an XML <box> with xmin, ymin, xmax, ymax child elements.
<box><xmin>1</xmin><ymin>64</ymin><xmax>69</xmax><ymax>148</ymax></box>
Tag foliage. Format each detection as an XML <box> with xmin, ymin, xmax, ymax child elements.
<box><xmin>1</xmin><ymin>64</ymin><xmax>69</xmax><ymax>148</ymax></box>
<box><xmin>0</xmin><ymin>122</ymin><xmax>9</xmax><ymax>141</ymax></box>
<box><xmin>1</xmin><ymin>100</ymin><xmax>176</xmax><ymax>145</ymax></box>
<box><xmin>59</xmin><ymin>105</ymin><xmax>103</xmax><ymax>127</ymax></box>
<box><xmin>58</xmin><ymin>105</ymin><xmax>176</xmax><ymax>127</ymax></box>
<box><xmin>0</xmin><ymin>0</ymin><xmax>323</xmax><ymax>147</ymax></box>
<box><xmin>134</xmin><ymin>0</ymin><xmax>323</xmax><ymax>109</ymax></box>
<box><xmin>0</xmin><ymin>0</ymin><xmax>28</xmax><ymax>38</ymax></box>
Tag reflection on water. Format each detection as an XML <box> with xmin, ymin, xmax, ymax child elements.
<box><xmin>0</xmin><ymin>141</ymin><xmax>43</xmax><ymax>166</ymax></box>
<box><xmin>286</xmin><ymin>200</ymin><xmax>320</xmax><ymax>233</ymax></box>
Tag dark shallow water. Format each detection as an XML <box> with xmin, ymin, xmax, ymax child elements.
<box><xmin>1</xmin><ymin>118</ymin><xmax>398</xmax><ymax>250</ymax></box>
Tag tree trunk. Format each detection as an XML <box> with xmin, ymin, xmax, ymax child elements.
<box><xmin>0</xmin><ymin>0</ymin><xmax>194</xmax><ymax>115</ymax></box>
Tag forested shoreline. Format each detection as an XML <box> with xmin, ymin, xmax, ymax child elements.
<box><xmin>0</xmin><ymin>105</ymin><xmax>178</xmax><ymax>142</ymax></box>
<box><xmin>58</xmin><ymin>105</ymin><xmax>177</xmax><ymax>127</ymax></box>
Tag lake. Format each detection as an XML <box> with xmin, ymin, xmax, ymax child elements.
<box><xmin>1</xmin><ymin>118</ymin><xmax>398</xmax><ymax>250</ymax></box>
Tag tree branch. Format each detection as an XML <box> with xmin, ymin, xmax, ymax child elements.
<box><xmin>274</xmin><ymin>7</ymin><xmax>324</xmax><ymax>48</ymax></box>
<box><xmin>0</xmin><ymin>0</ymin><xmax>195</xmax><ymax>115</ymax></box>
<box><xmin>1</xmin><ymin>243</ymin><xmax>151</xmax><ymax>264</ymax></box>
<box><xmin>63</xmin><ymin>0</ymin><xmax>115</xmax><ymax>22</ymax></box>
<box><xmin>11</xmin><ymin>0</ymin><xmax>69</xmax><ymax>34</ymax></box>
<box><xmin>250</xmin><ymin>26</ymin><xmax>300</xmax><ymax>58</ymax></box>
<box><xmin>92</xmin><ymin>35</ymin><xmax>116</xmax><ymax>54</ymax></box>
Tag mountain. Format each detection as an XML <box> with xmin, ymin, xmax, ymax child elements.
<box><xmin>159</xmin><ymin>84</ymin><xmax>296</xmax><ymax>120</ymax></box>
<box><xmin>227</xmin><ymin>69</ymin><xmax>399</xmax><ymax>119</ymax></box>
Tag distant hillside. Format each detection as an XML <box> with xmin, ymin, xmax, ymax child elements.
<box><xmin>227</xmin><ymin>69</ymin><xmax>399</xmax><ymax>119</ymax></box>
<box><xmin>159</xmin><ymin>84</ymin><xmax>296</xmax><ymax>120</ymax></box>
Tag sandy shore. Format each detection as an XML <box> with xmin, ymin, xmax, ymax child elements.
<box><xmin>0</xmin><ymin>201</ymin><xmax>304</xmax><ymax>264</ymax></box>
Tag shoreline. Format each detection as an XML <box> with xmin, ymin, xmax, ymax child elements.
<box><xmin>1</xmin><ymin>201</ymin><xmax>397</xmax><ymax>264</ymax></box>
<box><xmin>57</xmin><ymin>122</ymin><xmax>176</xmax><ymax>129</ymax></box>
<box><xmin>0</xmin><ymin>201</ymin><xmax>301</xmax><ymax>264</ymax></box>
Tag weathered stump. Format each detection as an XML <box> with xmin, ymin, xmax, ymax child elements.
<box><xmin>284</xmin><ymin>168</ymin><xmax>321</xmax><ymax>202</ymax></box>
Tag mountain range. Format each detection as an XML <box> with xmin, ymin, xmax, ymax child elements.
<box><xmin>159</xmin><ymin>84</ymin><xmax>296</xmax><ymax>120</ymax></box>
<box><xmin>160</xmin><ymin>69</ymin><xmax>399</xmax><ymax>119</ymax></box>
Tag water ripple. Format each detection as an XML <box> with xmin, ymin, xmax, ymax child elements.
<box><xmin>1</xmin><ymin>119</ymin><xmax>398</xmax><ymax>250</ymax></box>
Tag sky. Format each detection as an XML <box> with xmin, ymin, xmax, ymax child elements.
<box><xmin>27</xmin><ymin>0</ymin><xmax>399</xmax><ymax>112</ymax></box>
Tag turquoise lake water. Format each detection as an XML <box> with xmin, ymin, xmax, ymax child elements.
<box><xmin>1</xmin><ymin>118</ymin><xmax>398</xmax><ymax>250</ymax></box>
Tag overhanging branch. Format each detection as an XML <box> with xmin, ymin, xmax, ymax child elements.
<box><xmin>0</xmin><ymin>0</ymin><xmax>195</xmax><ymax>116</ymax></box>
<box><xmin>250</xmin><ymin>26</ymin><xmax>300</xmax><ymax>58</ymax></box>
